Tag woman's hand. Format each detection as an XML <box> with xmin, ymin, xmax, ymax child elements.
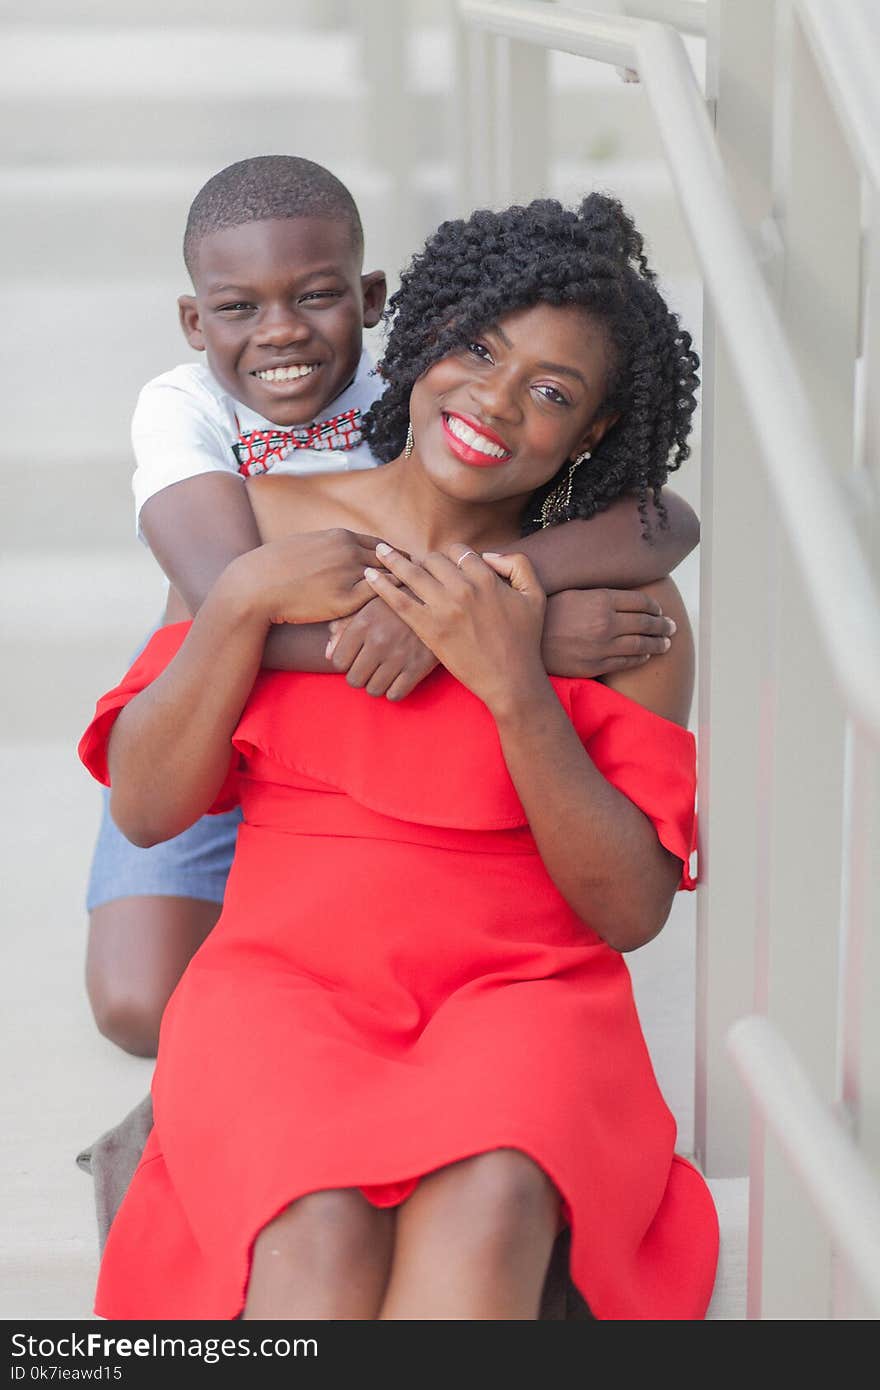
<box><xmin>228</xmin><ymin>529</ymin><xmax>387</xmax><ymax>626</ymax></box>
<box><xmin>363</xmin><ymin>542</ymin><xmax>549</xmax><ymax>714</ymax></box>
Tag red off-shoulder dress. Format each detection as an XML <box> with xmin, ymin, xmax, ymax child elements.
<box><xmin>79</xmin><ymin>623</ymin><xmax>717</xmax><ymax>1320</ymax></box>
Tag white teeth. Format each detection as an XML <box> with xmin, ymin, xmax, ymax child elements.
<box><xmin>255</xmin><ymin>364</ymin><xmax>318</xmax><ymax>382</ymax></box>
<box><xmin>446</xmin><ymin>415</ymin><xmax>508</xmax><ymax>458</ymax></box>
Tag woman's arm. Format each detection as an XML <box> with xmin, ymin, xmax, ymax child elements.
<box><xmin>491</xmin><ymin>576</ymin><xmax>693</xmax><ymax>951</ymax></box>
<box><xmin>362</xmin><ymin>548</ymin><xmax>693</xmax><ymax>951</ymax></box>
<box><xmin>108</xmin><ymin>572</ymin><xmax>268</xmax><ymax>848</ymax></box>
<box><xmin>108</xmin><ymin>531</ymin><xmax>382</xmax><ymax>846</ymax></box>
<box><xmin>141</xmin><ymin>474</ymin><xmax>345</xmax><ymax>674</ymax></box>
<box><xmin>513</xmin><ymin>489</ymin><xmax>699</xmax><ymax>594</ymax></box>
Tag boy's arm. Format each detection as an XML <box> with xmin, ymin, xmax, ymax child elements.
<box><xmin>140</xmin><ymin>472</ymin><xmax>260</xmax><ymax>611</ymax></box>
<box><xmin>140</xmin><ymin>473</ymin><xmax>332</xmax><ymax>672</ymax></box>
<box><xmin>513</xmin><ymin>489</ymin><xmax>699</xmax><ymax>594</ymax></box>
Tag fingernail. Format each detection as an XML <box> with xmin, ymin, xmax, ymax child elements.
<box><xmin>662</xmin><ymin>637</ymin><xmax>672</xmax><ymax>650</ymax></box>
<box><xmin>364</xmin><ymin>567</ymin><xmax>379</xmax><ymax>581</ymax></box>
<box><xmin>481</xmin><ymin>551</ymin><xmax>501</xmax><ymax>559</ymax></box>
<box><xmin>666</xmin><ymin>619</ymin><xmax>677</xmax><ymax>634</ymax></box>
<box><xmin>375</xmin><ymin>542</ymin><xmax>393</xmax><ymax>557</ymax></box>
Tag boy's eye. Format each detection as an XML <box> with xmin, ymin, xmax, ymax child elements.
<box><xmin>217</xmin><ymin>302</ymin><xmax>254</xmax><ymax>313</ymax></box>
<box><xmin>300</xmin><ymin>290</ymin><xmax>343</xmax><ymax>304</ymax></box>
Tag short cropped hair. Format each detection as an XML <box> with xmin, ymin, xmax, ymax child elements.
<box><xmin>183</xmin><ymin>155</ymin><xmax>364</xmax><ymax>276</ymax></box>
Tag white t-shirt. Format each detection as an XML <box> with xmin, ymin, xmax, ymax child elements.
<box><xmin>131</xmin><ymin>350</ymin><xmax>383</xmax><ymax>537</ymax></box>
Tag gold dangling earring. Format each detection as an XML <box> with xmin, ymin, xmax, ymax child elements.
<box><xmin>538</xmin><ymin>449</ymin><xmax>591</xmax><ymax>529</ymax></box>
<box><xmin>403</xmin><ymin>422</ymin><xmax>415</xmax><ymax>459</ymax></box>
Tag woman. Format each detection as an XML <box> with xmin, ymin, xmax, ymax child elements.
<box><xmin>79</xmin><ymin>193</ymin><xmax>717</xmax><ymax>1319</ymax></box>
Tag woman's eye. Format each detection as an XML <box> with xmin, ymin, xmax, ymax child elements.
<box><xmin>466</xmin><ymin>342</ymin><xmax>493</xmax><ymax>362</ymax></box>
<box><xmin>535</xmin><ymin>384</ymin><xmax>569</xmax><ymax>406</ymax></box>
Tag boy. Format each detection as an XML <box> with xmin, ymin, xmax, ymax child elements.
<box><xmin>86</xmin><ymin>155</ymin><xmax>698</xmax><ymax>1059</ymax></box>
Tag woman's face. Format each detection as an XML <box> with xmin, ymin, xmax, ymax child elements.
<box><xmin>407</xmin><ymin>302</ymin><xmax>617</xmax><ymax>506</ymax></box>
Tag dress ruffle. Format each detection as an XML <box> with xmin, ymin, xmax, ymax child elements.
<box><xmin>79</xmin><ymin>622</ymin><xmax>697</xmax><ymax>888</ymax></box>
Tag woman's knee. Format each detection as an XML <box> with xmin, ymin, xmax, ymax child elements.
<box><xmin>435</xmin><ymin>1150</ymin><xmax>559</xmax><ymax>1251</ymax></box>
<box><xmin>254</xmin><ymin>1190</ymin><xmax>387</xmax><ymax>1270</ymax></box>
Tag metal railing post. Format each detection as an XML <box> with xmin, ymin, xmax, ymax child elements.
<box><xmin>693</xmin><ymin>0</ymin><xmax>777</xmax><ymax>1185</ymax></box>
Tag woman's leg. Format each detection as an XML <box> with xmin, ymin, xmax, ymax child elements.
<box><xmin>243</xmin><ymin>1190</ymin><xmax>396</xmax><ymax>1320</ymax></box>
<box><xmin>86</xmin><ymin>896</ymin><xmax>220</xmax><ymax>1057</ymax></box>
<box><xmin>379</xmin><ymin>1150</ymin><xmax>560</xmax><ymax>1320</ymax></box>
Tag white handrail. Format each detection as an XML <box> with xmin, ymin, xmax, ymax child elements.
<box><xmin>799</xmin><ymin>0</ymin><xmax>880</xmax><ymax>194</ymax></box>
<box><xmin>620</xmin><ymin>1</ymin><xmax>706</xmax><ymax>37</ymax></box>
<box><xmin>459</xmin><ymin>0</ymin><xmax>880</xmax><ymax>741</ymax></box>
<box><xmin>728</xmin><ymin>1017</ymin><xmax>880</xmax><ymax>1313</ymax></box>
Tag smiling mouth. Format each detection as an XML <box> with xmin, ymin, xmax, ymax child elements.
<box><xmin>441</xmin><ymin>412</ymin><xmax>512</xmax><ymax>466</ymax></box>
<box><xmin>252</xmin><ymin>364</ymin><xmax>320</xmax><ymax>383</ymax></box>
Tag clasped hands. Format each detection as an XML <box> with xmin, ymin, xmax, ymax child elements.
<box><xmin>239</xmin><ymin>528</ymin><xmax>674</xmax><ymax>703</ymax></box>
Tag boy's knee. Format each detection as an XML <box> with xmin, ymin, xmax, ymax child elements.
<box><xmin>88</xmin><ymin>983</ymin><xmax>164</xmax><ymax>1058</ymax></box>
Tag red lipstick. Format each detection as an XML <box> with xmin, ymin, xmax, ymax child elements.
<box><xmin>441</xmin><ymin>412</ymin><xmax>512</xmax><ymax>468</ymax></box>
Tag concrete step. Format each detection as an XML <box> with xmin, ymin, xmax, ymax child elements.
<box><xmin>0</xmin><ymin>741</ymin><xmax>153</xmax><ymax>1319</ymax></box>
<box><xmin>0</xmin><ymin>27</ymin><xmax>668</xmax><ymax>167</ymax></box>
<box><xmin>3</xmin><ymin>0</ymin><xmax>351</xmax><ymax>26</ymax></box>
<box><xmin>0</xmin><ymin>156</ymin><xmax>690</xmax><ymax>282</ymax></box>
<box><xmin>0</xmin><ymin>548</ymin><xmax>166</xmax><ymax>741</ymax></box>
<box><xmin>0</xmin><ymin>165</ymin><xmax>455</xmax><ymax>282</ymax></box>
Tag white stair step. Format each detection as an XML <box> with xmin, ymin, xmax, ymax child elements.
<box><xmin>3</xmin><ymin>0</ymin><xmax>348</xmax><ymax>27</ymax></box>
<box><xmin>3</xmin><ymin>26</ymin><xmax>363</xmax><ymax>99</ymax></box>
<box><xmin>0</xmin><ymin>166</ymin><xmax>456</xmax><ymax>281</ymax></box>
<box><xmin>0</xmin><ymin>157</ymin><xmax>691</xmax><ymax>287</ymax></box>
<box><xmin>0</xmin><ymin>741</ymin><xmax>156</xmax><ymax>1319</ymax></box>
<box><xmin>1</xmin><ymin>27</ymin><xmax>671</xmax><ymax>168</ymax></box>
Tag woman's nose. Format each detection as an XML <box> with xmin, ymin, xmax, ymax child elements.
<box><xmin>256</xmin><ymin>306</ymin><xmax>310</xmax><ymax>348</ymax></box>
<box><xmin>469</xmin><ymin>368</ymin><xmax>520</xmax><ymax>422</ymax></box>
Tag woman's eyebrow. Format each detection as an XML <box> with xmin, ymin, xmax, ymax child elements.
<box><xmin>536</xmin><ymin>360</ymin><xmax>588</xmax><ymax>386</ymax></box>
<box><xmin>490</xmin><ymin>325</ymin><xmax>588</xmax><ymax>387</ymax></box>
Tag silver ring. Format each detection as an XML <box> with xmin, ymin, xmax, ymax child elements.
<box><xmin>456</xmin><ymin>549</ymin><xmax>478</xmax><ymax>569</ymax></box>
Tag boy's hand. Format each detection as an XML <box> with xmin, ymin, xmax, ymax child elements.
<box><xmin>541</xmin><ymin>588</ymin><xmax>676</xmax><ymax>678</ymax></box>
<box><xmin>232</xmin><ymin>529</ymin><xmax>386</xmax><ymax>626</ymax></box>
<box><xmin>326</xmin><ymin>597</ymin><xmax>438</xmax><ymax>700</ymax></box>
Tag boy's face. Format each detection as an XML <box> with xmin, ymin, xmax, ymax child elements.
<box><xmin>179</xmin><ymin>217</ymin><xmax>386</xmax><ymax>425</ymax></box>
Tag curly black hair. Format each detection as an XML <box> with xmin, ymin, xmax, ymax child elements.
<box><xmin>363</xmin><ymin>193</ymin><xmax>699</xmax><ymax>535</ymax></box>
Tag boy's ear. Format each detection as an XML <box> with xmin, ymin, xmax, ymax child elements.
<box><xmin>178</xmin><ymin>295</ymin><xmax>205</xmax><ymax>351</ymax></box>
<box><xmin>360</xmin><ymin>270</ymin><xmax>387</xmax><ymax>329</ymax></box>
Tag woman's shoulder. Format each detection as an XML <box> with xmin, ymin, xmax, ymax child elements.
<box><xmin>597</xmin><ymin>577</ymin><xmax>694</xmax><ymax>728</ymax></box>
<box><xmin>246</xmin><ymin>469</ymin><xmax>382</xmax><ymax>542</ymax></box>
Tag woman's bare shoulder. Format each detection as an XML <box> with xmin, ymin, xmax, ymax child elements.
<box><xmin>600</xmin><ymin>577</ymin><xmax>695</xmax><ymax>727</ymax></box>
<box><xmin>246</xmin><ymin>469</ymin><xmax>381</xmax><ymax>542</ymax></box>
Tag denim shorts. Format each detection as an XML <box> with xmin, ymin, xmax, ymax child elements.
<box><xmin>84</xmin><ymin>623</ymin><xmax>242</xmax><ymax>911</ymax></box>
<box><xmin>85</xmin><ymin>785</ymin><xmax>242</xmax><ymax>911</ymax></box>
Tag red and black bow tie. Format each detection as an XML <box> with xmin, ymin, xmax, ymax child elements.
<box><xmin>232</xmin><ymin>407</ymin><xmax>363</xmax><ymax>477</ymax></box>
